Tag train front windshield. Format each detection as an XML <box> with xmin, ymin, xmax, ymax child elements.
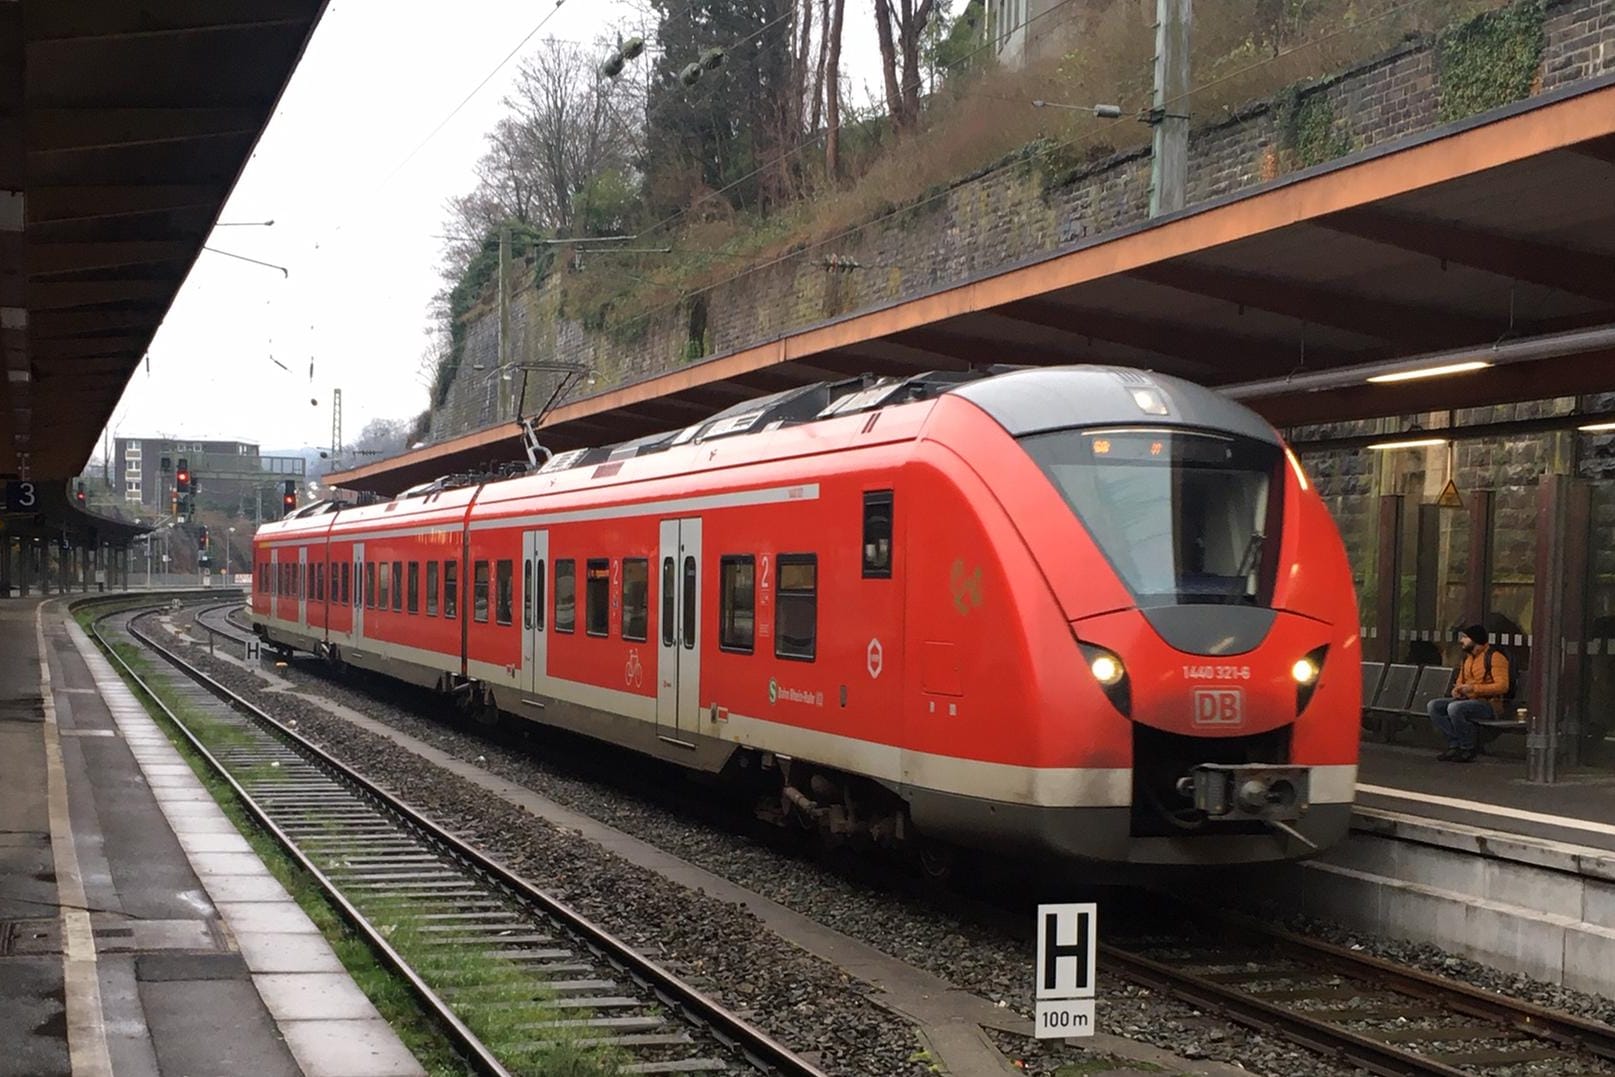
<box><xmin>1021</xmin><ymin>428</ymin><xmax>1283</xmax><ymax>607</ymax></box>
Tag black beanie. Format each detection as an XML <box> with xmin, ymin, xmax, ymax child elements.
<box><xmin>1461</xmin><ymin>624</ymin><xmax>1488</xmax><ymax>645</ymax></box>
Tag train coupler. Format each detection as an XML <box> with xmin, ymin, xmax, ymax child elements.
<box><xmin>1177</xmin><ymin>764</ymin><xmax>1311</xmax><ymax>822</ymax></box>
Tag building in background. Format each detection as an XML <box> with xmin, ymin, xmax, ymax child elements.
<box><xmin>986</xmin><ymin>0</ymin><xmax>1077</xmax><ymax>68</ymax></box>
<box><xmin>113</xmin><ymin>438</ymin><xmax>305</xmax><ymax>520</ymax></box>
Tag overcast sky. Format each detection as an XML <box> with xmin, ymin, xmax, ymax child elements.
<box><xmin>99</xmin><ymin>2</ymin><xmax>888</xmax><ymax>455</ymax></box>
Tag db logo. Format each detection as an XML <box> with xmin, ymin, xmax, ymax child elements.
<box><xmin>1193</xmin><ymin>687</ymin><xmax>1244</xmax><ymax>727</ymax></box>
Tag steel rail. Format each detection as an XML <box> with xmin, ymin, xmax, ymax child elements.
<box><xmin>116</xmin><ymin>599</ymin><xmax>828</xmax><ymax>1077</ymax></box>
<box><xmin>1100</xmin><ymin>943</ymin><xmax>1476</xmax><ymax>1077</ymax></box>
<box><xmin>1213</xmin><ymin>911</ymin><xmax>1615</xmax><ymax>1062</ymax></box>
<box><xmin>90</xmin><ymin>604</ymin><xmax>514</xmax><ymax>1077</ymax></box>
<box><xmin>1102</xmin><ymin>897</ymin><xmax>1615</xmax><ymax>1077</ymax></box>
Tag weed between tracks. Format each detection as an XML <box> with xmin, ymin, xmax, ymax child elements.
<box><xmin>101</xmin><ymin>619</ymin><xmax>628</xmax><ymax>1076</ymax></box>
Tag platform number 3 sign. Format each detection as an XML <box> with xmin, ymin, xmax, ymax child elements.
<box><xmin>5</xmin><ymin>481</ymin><xmax>38</xmax><ymax>512</ymax></box>
<box><xmin>1034</xmin><ymin>902</ymin><xmax>1097</xmax><ymax>1039</ymax></box>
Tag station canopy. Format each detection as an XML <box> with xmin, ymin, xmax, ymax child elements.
<box><xmin>1</xmin><ymin>0</ymin><xmax>328</xmax><ymax>485</ymax></box>
<box><xmin>328</xmin><ymin>76</ymin><xmax>1615</xmax><ymax>498</ymax></box>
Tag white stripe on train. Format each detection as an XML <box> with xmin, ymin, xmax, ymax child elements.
<box><xmin>259</xmin><ymin>612</ymin><xmax>1355</xmax><ymax>809</ymax></box>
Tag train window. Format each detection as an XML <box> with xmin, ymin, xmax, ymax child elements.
<box><xmin>378</xmin><ymin>562</ymin><xmax>390</xmax><ymax>610</ymax></box>
<box><xmin>862</xmin><ymin>491</ymin><xmax>893</xmax><ymax>578</ymax></box>
<box><xmin>426</xmin><ymin>561</ymin><xmax>439</xmax><ymax>616</ymax></box>
<box><xmin>661</xmin><ymin>558</ymin><xmax>675</xmax><ymax>646</ymax></box>
<box><xmin>585</xmin><ymin>559</ymin><xmax>610</xmax><ymax>637</ymax></box>
<box><xmin>682</xmin><ymin>556</ymin><xmax>697</xmax><ymax>652</ymax></box>
<box><xmin>555</xmin><ymin>560</ymin><xmax>575</xmax><ymax>633</ymax></box>
<box><xmin>392</xmin><ymin>561</ymin><xmax>403</xmax><ymax>612</ymax></box>
<box><xmin>473</xmin><ymin>561</ymin><xmax>490</xmax><ymax>623</ymax></box>
<box><xmin>535</xmin><ymin>560</ymin><xmax>545</xmax><ymax>630</ymax></box>
<box><xmin>496</xmin><ymin>560</ymin><xmax>514</xmax><ymax>626</ymax></box>
<box><xmin>365</xmin><ymin>562</ymin><xmax>376</xmax><ymax>608</ymax></box>
<box><xmin>719</xmin><ymin>556</ymin><xmax>755</xmax><ymax>653</ymax></box>
<box><xmin>444</xmin><ymin>560</ymin><xmax>459</xmax><ymax>619</ymax></box>
<box><xmin>523</xmin><ymin>559</ymin><xmax>533</xmax><ymax>629</ymax></box>
<box><xmin>408</xmin><ymin>562</ymin><xmax>420</xmax><ymax>614</ymax></box>
<box><xmin>315</xmin><ymin>564</ymin><xmax>325</xmax><ymax>602</ymax></box>
<box><xmin>775</xmin><ymin>554</ymin><xmax>817</xmax><ymax>661</ymax></box>
<box><xmin>342</xmin><ymin>562</ymin><xmax>351</xmax><ymax>606</ymax></box>
<box><xmin>622</xmin><ymin>559</ymin><xmax>648</xmax><ymax>642</ymax></box>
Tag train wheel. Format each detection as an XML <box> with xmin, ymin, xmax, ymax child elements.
<box><xmin>915</xmin><ymin>842</ymin><xmax>955</xmax><ymax>884</ymax></box>
<box><xmin>472</xmin><ymin>692</ymin><xmax>500</xmax><ymax>729</ymax></box>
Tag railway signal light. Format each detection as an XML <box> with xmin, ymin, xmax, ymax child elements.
<box><xmin>176</xmin><ymin>458</ymin><xmax>190</xmax><ymax>494</ymax></box>
<box><xmin>282</xmin><ymin>479</ymin><xmax>296</xmax><ymax>517</ymax></box>
<box><xmin>198</xmin><ymin>526</ymin><xmax>209</xmax><ymax>551</ymax></box>
<box><xmin>75</xmin><ymin>482</ymin><xmax>85</xmax><ymax>504</ymax></box>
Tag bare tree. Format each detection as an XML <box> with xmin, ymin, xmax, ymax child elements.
<box><xmin>810</xmin><ymin>0</ymin><xmax>830</xmax><ymax>133</ymax></box>
<box><xmin>824</xmin><ymin>0</ymin><xmax>846</xmax><ymax>178</ymax></box>
<box><xmin>873</xmin><ymin>0</ymin><xmax>937</xmax><ymax>134</ymax></box>
<box><xmin>437</xmin><ymin>38</ymin><xmax>644</xmax><ymax>284</ymax></box>
<box><xmin>506</xmin><ymin>39</ymin><xmax>642</xmax><ymax>234</ymax></box>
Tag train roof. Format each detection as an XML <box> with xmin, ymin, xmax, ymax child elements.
<box><xmin>952</xmin><ymin>367</ymin><xmax>1280</xmax><ymax>445</ymax></box>
<box><xmin>260</xmin><ymin>366</ymin><xmax>1277</xmax><ymax>539</ymax></box>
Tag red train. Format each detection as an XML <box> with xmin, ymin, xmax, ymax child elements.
<box><xmin>251</xmin><ymin>367</ymin><xmax>1360</xmax><ymax>867</ymax></box>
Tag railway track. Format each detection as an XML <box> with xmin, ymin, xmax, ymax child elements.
<box><xmin>192</xmin><ymin>597</ymin><xmax>1615</xmax><ymax>1076</ymax></box>
<box><xmin>1105</xmin><ymin>903</ymin><xmax>1615</xmax><ymax>1076</ymax></box>
<box><xmin>98</xmin><ymin>600</ymin><xmax>827</xmax><ymax>1077</ymax></box>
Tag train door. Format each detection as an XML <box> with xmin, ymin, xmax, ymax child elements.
<box><xmin>298</xmin><ymin>547</ymin><xmax>308</xmax><ymax>626</ymax></box>
<box><xmin>523</xmin><ymin>530</ymin><xmax>549</xmax><ymax>697</ymax></box>
<box><xmin>270</xmin><ymin>548</ymin><xmax>280</xmax><ymax>620</ymax></box>
<box><xmin>656</xmin><ymin>518</ymin><xmax>702</xmax><ymax>742</ymax></box>
<box><xmin>352</xmin><ymin>543</ymin><xmax>364</xmax><ymax>640</ymax></box>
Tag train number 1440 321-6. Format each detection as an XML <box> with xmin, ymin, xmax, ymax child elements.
<box><xmin>1182</xmin><ymin>664</ymin><xmax>1251</xmax><ymax>681</ymax></box>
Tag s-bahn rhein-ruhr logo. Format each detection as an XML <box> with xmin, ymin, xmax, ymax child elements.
<box><xmin>1193</xmin><ymin>687</ymin><xmax>1245</xmax><ymax>728</ymax></box>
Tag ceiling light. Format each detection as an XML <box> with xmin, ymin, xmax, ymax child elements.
<box><xmin>1579</xmin><ymin>421</ymin><xmax>1615</xmax><ymax>433</ymax></box>
<box><xmin>1366</xmin><ymin>437</ymin><xmax>1449</xmax><ymax>451</ymax></box>
<box><xmin>1365</xmin><ymin>361</ymin><xmax>1491</xmax><ymax>384</ymax></box>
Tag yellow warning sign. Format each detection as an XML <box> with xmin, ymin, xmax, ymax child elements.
<box><xmin>1436</xmin><ymin>479</ymin><xmax>1464</xmax><ymax>509</ymax></box>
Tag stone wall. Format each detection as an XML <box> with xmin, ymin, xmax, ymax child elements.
<box><xmin>432</xmin><ymin>0</ymin><xmax>1615</xmax><ymax>444</ymax></box>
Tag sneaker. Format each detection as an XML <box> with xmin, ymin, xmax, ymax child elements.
<box><xmin>1452</xmin><ymin>749</ymin><xmax>1477</xmax><ymax>763</ymax></box>
<box><xmin>1436</xmin><ymin>748</ymin><xmax>1460</xmax><ymax>761</ymax></box>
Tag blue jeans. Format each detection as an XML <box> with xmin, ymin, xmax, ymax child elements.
<box><xmin>1428</xmin><ymin>697</ymin><xmax>1493</xmax><ymax>751</ymax></box>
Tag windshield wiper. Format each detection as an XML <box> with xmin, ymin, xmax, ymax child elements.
<box><xmin>1227</xmin><ymin>531</ymin><xmax>1266</xmax><ymax>603</ymax></box>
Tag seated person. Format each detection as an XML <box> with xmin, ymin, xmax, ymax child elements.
<box><xmin>1427</xmin><ymin>624</ymin><xmax>1509</xmax><ymax>763</ymax></box>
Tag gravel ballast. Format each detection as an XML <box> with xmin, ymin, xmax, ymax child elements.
<box><xmin>171</xmin><ymin>609</ymin><xmax>1615</xmax><ymax>1074</ymax></box>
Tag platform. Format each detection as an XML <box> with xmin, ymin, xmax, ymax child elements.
<box><xmin>1356</xmin><ymin>740</ymin><xmax>1615</xmax><ymax>854</ymax></box>
<box><xmin>0</xmin><ymin>595</ymin><xmax>423</xmax><ymax>1077</ymax></box>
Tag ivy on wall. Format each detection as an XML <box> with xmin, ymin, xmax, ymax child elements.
<box><xmin>1436</xmin><ymin>1</ymin><xmax>1546</xmax><ymax>122</ymax></box>
<box><xmin>1275</xmin><ymin>85</ymin><xmax>1354</xmax><ymax>169</ymax></box>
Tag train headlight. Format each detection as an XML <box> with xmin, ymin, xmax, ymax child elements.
<box><xmin>1295</xmin><ymin>645</ymin><xmax>1329</xmax><ymax>715</ymax></box>
<box><xmin>1074</xmin><ymin>639</ymin><xmax>1132</xmax><ymax>716</ymax></box>
<box><xmin>1090</xmin><ymin>653</ymin><xmax>1125</xmax><ymax>687</ymax></box>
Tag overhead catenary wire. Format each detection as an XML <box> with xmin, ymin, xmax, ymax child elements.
<box><xmin>376</xmin><ymin>0</ymin><xmax>573</xmax><ymax>192</ymax></box>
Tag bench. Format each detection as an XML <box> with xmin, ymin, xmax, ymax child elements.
<box><xmin>1359</xmin><ymin>659</ymin><xmax>1528</xmax><ymax>744</ymax></box>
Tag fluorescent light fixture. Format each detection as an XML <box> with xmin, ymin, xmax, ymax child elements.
<box><xmin>1579</xmin><ymin>421</ymin><xmax>1615</xmax><ymax>433</ymax></box>
<box><xmin>1365</xmin><ymin>360</ymin><xmax>1491</xmax><ymax>384</ymax></box>
<box><xmin>1366</xmin><ymin>437</ymin><xmax>1449</xmax><ymax>451</ymax></box>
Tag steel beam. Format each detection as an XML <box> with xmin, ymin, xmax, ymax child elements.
<box><xmin>1372</xmin><ymin>494</ymin><xmax>1403</xmax><ymax>665</ymax></box>
<box><xmin>1132</xmin><ymin>263</ymin><xmax>1502</xmax><ymax>348</ymax></box>
<box><xmin>1315</xmin><ymin>209</ymin><xmax>1615</xmax><ymax>305</ymax></box>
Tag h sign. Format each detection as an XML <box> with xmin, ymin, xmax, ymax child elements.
<box><xmin>1034</xmin><ymin>902</ymin><xmax>1097</xmax><ymax>1039</ymax></box>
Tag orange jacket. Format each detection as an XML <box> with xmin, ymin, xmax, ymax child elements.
<box><xmin>1456</xmin><ymin>645</ymin><xmax>1510</xmax><ymax>717</ymax></box>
